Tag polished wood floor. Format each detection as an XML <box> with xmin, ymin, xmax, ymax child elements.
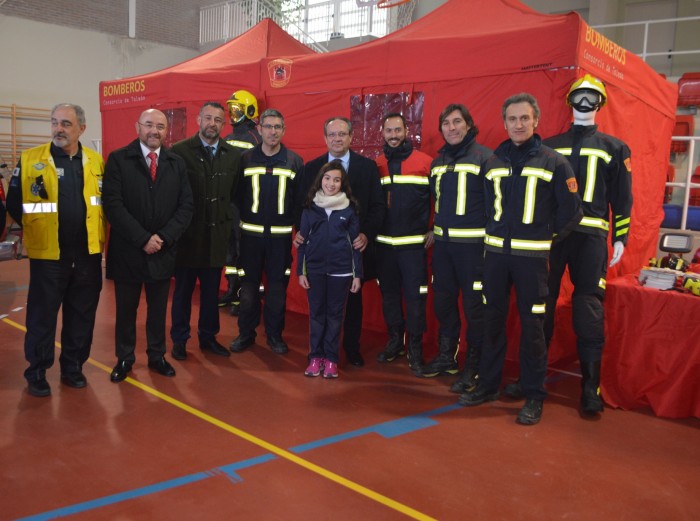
<box><xmin>1</xmin><ymin>258</ymin><xmax>699</xmax><ymax>521</ymax></box>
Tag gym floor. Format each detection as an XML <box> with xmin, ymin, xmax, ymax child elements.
<box><xmin>1</xmin><ymin>258</ymin><xmax>699</xmax><ymax>521</ymax></box>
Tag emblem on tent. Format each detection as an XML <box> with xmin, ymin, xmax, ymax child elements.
<box><xmin>268</xmin><ymin>59</ymin><xmax>293</xmax><ymax>88</ymax></box>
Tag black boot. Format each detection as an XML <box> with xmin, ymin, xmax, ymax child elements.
<box><xmin>449</xmin><ymin>343</ymin><xmax>480</xmax><ymax>393</ymax></box>
<box><xmin>407</xmin><ymin>334</ymin><xmax>424</xmax><ymax>373</ymax></box>
<box><xmin>376</xmin><ymin>327</ymin><xmax>405</xmax><ymax>363</ymax></box>
<box><xmin>219</xmin><ymin>274</ymin><xmax>237</xmax><ymax>307</ymax></box>
<box><xmin>580</xmin><ymin>361</ymin><xmax>604</xmax><ymax>416</ymax></box>
<box><xmin>421</xmin><ymin>336</ymin><xmax>459</xmax><ymax>377</ymax></box>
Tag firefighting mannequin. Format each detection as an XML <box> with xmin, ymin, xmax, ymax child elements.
<box><xmin>220</xmin><ymin>90</ymin><xmax>262</xmax><ymax>315</ymax></box>
<box><xmin>539</xmin><ymin>75</ymin><xmax>632</xmax><ymax>416</ymax></box>
<box><xmin>374</xmin><ymin>113</ymin><xmax>433</xmax><ymax>373</ymax></box>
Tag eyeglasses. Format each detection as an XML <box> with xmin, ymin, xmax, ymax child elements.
<box><xmin>261</xmin><ymin>124</ymin><xmax>284</xmax><ymax>131</ymax></box>
<box><xmin>327</xmin><ymin>132</ymin><xmax>349</xmax><ymax>139</ymax></box>
<box><xmin>138</xmin><ymin>122</ymin><xmax>167</xmax><ymax>132</ymax></box>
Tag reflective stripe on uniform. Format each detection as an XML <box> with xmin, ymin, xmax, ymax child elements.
<box><xmin>419</xmin><ymin>285</ymin><xmax>428</xmax><ymax>295</ymax></box>
<box><xmin>599</xmin><ymin>278</ymin><xmax>606</xmax><ymax>290</ymax></box>
<box><xmin>485</xmin><ymin>234</ymin><xmax>551</xmax><ymax>251</ymax></box>
<box><xmin>227</xmin><ymin>140</ymin><xmax>255</xmax><ymax>149</ymax></box>
<box><xmin>580</xmin><ymin>216</ymin><xmax>609</xmax><ymax>231</ymax></box>
<box><xmin>376</xmin><ymin>234</ymin><xmax>425</xmax><ymax>246</ymax></box>
<box><xmin>522</xmin><ymin>167</ymin><xmax>553</xmax><ymax>224</ymax></box>
<box><xmin>473</xmin><ymin>281</ymin><xmax>483</xmax><ymax>291</ymax></box>
<box><xmin>381</xmin><ymin>175</ymin><xmax>429</xmax><ymax>186</ymax></box>
<box><xmin>485</xmin><ymin>168</ymin><xmax>510</xmax><ymax>221</ymax></box>
<box><xmin>224</xmin><ymin>266</ymin><xmax>237</xmax><ymax>275</ymax></box>
<box><xmin>615</xmin><ymin>215</ymin><xmax>630</xmax><ymax>237</ymax></box>
<box><xmin>240</xmin><ymin>221</ymin><xmax>292</xmax><ymax>235</ymax></box>
<box><xmin>555</xmin><ymin>147</ymin><xmax>612</xmax><ymax>202</ymax></box>
<box><xmin>531</xmin><ymin>303</ymin><xmax>546</xmax><ymax>314</ymax></box>
<box><xmin>22</xmin><ymin>202</ymin><xmax>57</xmax><ymax>213</ymax></box>
<box><xmin>90</xmin><ymin>196</ymin><xmax>102</xmax><ymax>206</ymax></box>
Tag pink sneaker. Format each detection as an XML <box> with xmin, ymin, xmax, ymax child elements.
<box><xmin>322</xmin><ymin>360</ymin><xmax>338</xmax><ymax>379</ymax></box>
<box><xmin>304</xmin><ymin>358</ymin><xmax>323</xmax><ymax>377</ymax></box>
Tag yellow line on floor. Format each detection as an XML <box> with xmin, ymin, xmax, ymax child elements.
<box><xmin>1</xmin><ymin>316</ymin><xmax>435</xmax><ymax>521</ymax></box>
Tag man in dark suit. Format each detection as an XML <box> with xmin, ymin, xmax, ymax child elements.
<box><xmin>169</xmin><ymin>102</ymin><xmax>241</xmax><ymax>361</ymax></box>
<box><xmin>103</xmin><ymin>108</ymin><xmax>194</xmax><ymax>382</ymax></box>
<box><xmin>295</xmin><ymin>116</ymin><xmax>385</xmax><ymax>366</ymax></box>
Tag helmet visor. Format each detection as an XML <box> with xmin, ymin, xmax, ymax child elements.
<box><xmin>229</xmin><ymin>102</ymin><xmax>245</xmax><ymax>122</ymax></box>
<box><xmin>569</xmin><ymin>88</ymin><xmax>602</xmax><ymax>107</ymax></box>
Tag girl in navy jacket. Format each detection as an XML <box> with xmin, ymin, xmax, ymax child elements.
<box><xmin>297</xmin><ymin>161</ymin><xmax>362</xmax><ymax>378</ymax></box>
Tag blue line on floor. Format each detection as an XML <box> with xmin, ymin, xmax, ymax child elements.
<box><xmin>17</xmin><ymin>404</ymin><xmax>461</xmax><ymax>520</ymax></box>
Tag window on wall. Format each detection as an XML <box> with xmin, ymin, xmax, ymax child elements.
<box><xmin>299</xmin><ymin>0</ymin><xmax>389</xmax><ymax>42</ymax></box>
<box><xmin>350</xmin><ymin>91</ymin><xmax>425</xmax><ymax>160</ymax></box>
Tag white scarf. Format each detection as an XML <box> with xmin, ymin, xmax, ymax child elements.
<box><xmin>313</xmin><ymin>190</ymin><xmax>349</xmax><ymax>211</ymax></box>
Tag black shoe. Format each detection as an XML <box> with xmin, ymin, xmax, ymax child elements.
<box><xmin>27</xmin><ymin>378</ymin><xmax>51</xmax><ymax>397</ymax></box>
<box><xmin>449</xmin><ymin>371</ymin><xmax>479</xmax><ymax>394</ymax></box>
<box><xmin>230</xmin><ymin>335</ymin><xmax>255</xmax><ymax>353</ymax></box>
<box><xmin>458</xmin><ymin>386</ymin><xmax>499</xmax><ymax>407</ymax></box>
<box><xmin>200</xmin><ymin>338</ymin><xmax>231</xmax><ymax>357</ymax></box>
<box><xmin>110</xmin><ymin>360</ymin><xmax>133</xmax><ymax>383</ymax></box>
<box><xmin>503</xmin><ymin>379</ymin><xmax>525</xmax><ymax>400</ymax></box>
<box><xmin>267</xmin><ymin>336</ymin><xmax>289</xmax><ymax>354</ymax></box>
<box><xmin>148</xmin><ymin>357</ymin><xmax>176</xmax><ymax>377</ymax></box>
<box><xmin>172</xmin><ymin>343</ymin><xmax>187</xmax><ymax>361</ymax></box>
<box><xmin>516</xmin><ymin>399</ymin><xmax>543</xmax><ymax>425</ymax></box>
<box><xmin>218</xmin><ymin>288</ymin><xmax>235</xmax><ymax>307</ymax></box>
<box><xmin>420</xmin><ymin>356</ymin><xmax>459</xmax><ymax>377</ymax></box>
<box><xmin>580</xmin><ymin>390</ymin><xmax>604</xmax><ymax>416</ymax></box>
<box><xmin>346</xmin><ymin>351</ymin><xmax>364</xmax><ymax>367</ymax></box>
<box><xmin>60</xmin><ymin>372</ymin><xmax>87</xmax><ymax>389</ymax></box>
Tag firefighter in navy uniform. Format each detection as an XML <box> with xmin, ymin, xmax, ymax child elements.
<box><xmin>421</xmin><ymin>104</ymin><xmax>492</xmax><ymax>394</ymax></box>
<box><xmin>374</xmin><ymin>113</ymin><xmax>433</xmax><ymax>373</ymax></box>
<box><xmin>229</xmin><ymin>108</ymin><xmax>303</xmax><ymax>355</ymax></box>
<box><xmin>220</xmin><ymin>90</ymin><xmax>262</xmax><ymax>315</ymax></box>
<box><xmin>459</xmin><ymin>93</ymin><xmax>582</xmax><ymax>426</ymax></box>
<box><xmin>539</xmin><ymin>75</ymin><xmax>632</xmax><ymax>416</ymax></box>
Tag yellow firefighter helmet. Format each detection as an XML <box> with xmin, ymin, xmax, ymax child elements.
<box><xmin>226</xmin><ymin>89</ymin><xmax>258</xmax><ymax>123</ymax></box>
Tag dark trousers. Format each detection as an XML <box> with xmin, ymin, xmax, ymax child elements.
<box><xmin>342</xmin><ymin>285</ymin><xmax>363</xmax><ymax>355</ymax></box>
<box><xmin>237</xmin><ymin>234</ymin><xmax>291</xmax><ymax>339</ymax></box>
<box><xmin>24</xmin><ymin>255</ymin><xmax>102</xmax><ymax>382</ymax></box>
<box><xmin>480</xmin><ymin>252</ymin><xmax>549</xmax><ymax>401</ymax></box>
<box><xmin>544</xmin><ymin>232</ymin><xmax>608</xmax><ymax>363</ymax></box>
<box><xmin>432</xmin><ymin>241</ymin><xmax>485</xmax><ymax>352</ymax></box>
<box><xmin>170</xmin><ymin>266</ymin><xmax>223</xmax><ymax>344</ymax></box>
<box><xmin>306</xmin><ymin>274</ymin><xmax>352</xmax><ymax>364</ymax></box>
<box><xmin>376</xmin><ymin>246</ymin><xmax>427</xmax><ymax>335</ymax></box>
<box><xmin>114</xmin><ymin>279</ymin><xmax>170</xmax><ymax>363</ymax></box>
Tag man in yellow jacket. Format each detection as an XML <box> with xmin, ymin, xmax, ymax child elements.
<box><xmin>6</xmin><ymin>103</ymin><xmax>105</xmax><ymax>397</ymax></box>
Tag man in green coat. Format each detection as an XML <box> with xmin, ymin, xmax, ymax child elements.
<box><xmin>170</xmin><ymin>102</ymin><xmax>242</xmax><ymax>360</ymax></box>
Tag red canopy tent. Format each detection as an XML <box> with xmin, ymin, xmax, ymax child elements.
<box><xmin>100</xmin><ymin>0</ymin><xmax>677</xmax><ymax>364</ymax></box>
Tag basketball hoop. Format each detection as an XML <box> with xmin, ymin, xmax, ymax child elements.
<box><xmin>377</xmin><ymin>0</ymin><xmax>412</xmax><ymax>7</ymax></box>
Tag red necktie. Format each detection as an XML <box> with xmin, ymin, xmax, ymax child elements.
<box><xmin>148</xmin><ymin>152</ymin><xmax>157</xmax><ymax>182</ymax></box>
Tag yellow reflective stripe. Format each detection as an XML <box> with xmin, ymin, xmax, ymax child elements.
<box><xmin>532</xmin><ymin>303</ymin><xmax>546</xmax><ymax>314</ymax></box>
<box><xmin>419</xmin><ymin>286</ymin><xmax>428</xmax><ymax>294</ymax></box>
<box><xmin>376</xmin><ymin>235</ymin><xmax>425</xmax><ymax>246</ymax></box>
<box><xmin>224</xmin><ymin>266</ymin><xmax>237</xmax><ymax>275</ymax></box>
<box><xmin>393</xmin><ymin>175</ymin><xmax>429</xmax><ymax>185</ymax></box>
<box><xmin>580</xmin><ymin>217</ymin><xmax>609</xmax><ymax>231</ymax></box>
<box><xmin>447</xmin><ymin>228</ymin><xmax>485</xmax><ymax>238</ymax></box>
<box><xmin>521</xmin><ymin>167</ymin><xmax>553</xmax><ymax>224</ymax></box>
<box><xmin>270</xmin><ymin>225</ymin><xmax>293</xmax><ymax>234</ymax></box>
<box><xmin>237</xmin><ymin>269</ymin><xmax>246</xmax><ymax>277</ymax></box>
<box><xmin>380</xmin><ymin>177</ymin><xmax>391</xmax><ymax>185</ymax></box>
<box><xmin>456</xmin><ymin>171</ymin><xmax>467</xmax><ymax>215</ymax></box>
<box><xmin>244</xmin><ymin>167</ymin><xmax>267</xmax><ymax>176</ymax></box>
<box><xmin>433</xmin><ymin>225</ymin><xmax>443</xmax><ymax>236</ymax></box>
<box><xmin>22</xmin><ymin>202</ymin><xmax>57</xmax><ymax>213</ymax></box>
<box><xmin>511</xmin><ymin>238</ymin><xmax>551</xmax><ymax>251</ymax></box>
<box><xmin>599</xmin><ymin>278</ymin><xmax>606</xmax><ymax>290</ymax></box>
<box><xmin>241</xmin><ymin>222</ymin><xmax>265</xmax><ymax>233</ymax></box>
<box><xmin>285</xmin><ymin>268</ymin><xmax>291</xmax><ymax>276</ymax></box>
<box><xmin>251</xmin><ymin>173</ymin><xmax>261</xmax><ymax>213</ymax></box>
<box><xmin>431</xmin><ymin>166</ymin><xmax>448</xmax><ymax>176</ymax></box>
<box><xmin>486</xmin><ymin>168</ymin><xmax>510</xmax><ymax>221</ymax></box>
<box><xmin>615</xmin><ymin>216</ymin><xmax>630</xmax><ymax>237</ymax></box>
<box><xmin>272</xmin><ymin>168</ymin><xmax>295</xmax><ymax>179</ymax></box>
<box><xmin>556</xmin><ymin>147</ymin><xmax>611</xmax><ymax>202</ymax></box>
<box><xmin>90</xmin><ymin>196</ymin><xmax>102</xmax><ymax>206</ymax></box>
<box><xmin>485</xmin><ymin>235</ymin><xmax>504</xmax><ymax>248</ymax></box>
<box><xmin>226</xmin><ymin>140</ymin><xmax>255</xmax><ymax>149</ymax></box>
<box><xmin>482</xmin><ymin>294</ymin><xmax>487</xmax><ymax>305</ymax></box>
<box><xmin>473</xmin><ymin>281</ymin><xmax>483</xmax><ymax>291</ymax></box>
<box><xmin>278</xmin><ymin>175</ymin><xmax>287</xmax><ymax>214</ymax></box>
